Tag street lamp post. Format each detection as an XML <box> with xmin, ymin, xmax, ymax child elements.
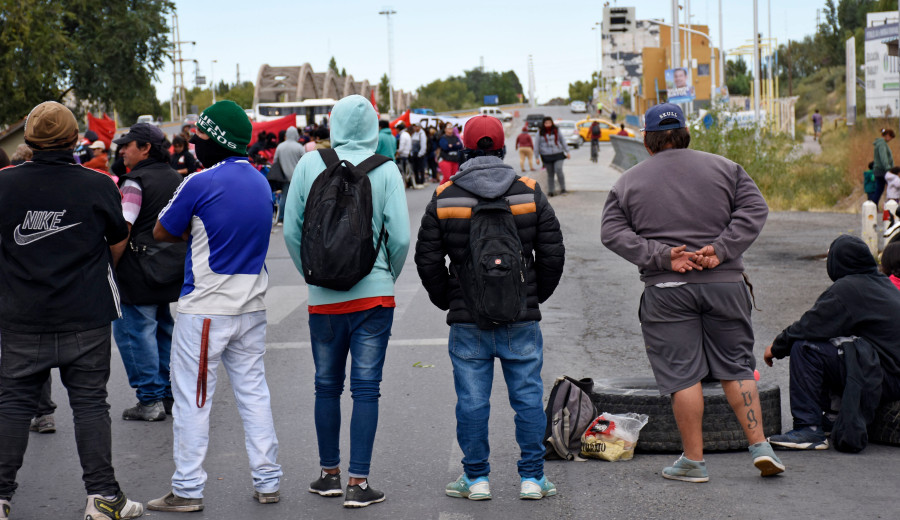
<box><xmin>594</xmin><ymin>24</ymin><xmax>600</xmax><ymax>91</ymax></box>
<box><xmin>379</xmin><ymin>8</ymin><xmax>397</xmax><ymax>116</ymax></box>
<box><xmin>211</xmin><ymin>60</ymin><xmax>217</xmax><ymax>104</ymax></box>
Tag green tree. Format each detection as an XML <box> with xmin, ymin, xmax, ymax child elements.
<box><xmin>725</xmin><ymin>59</ymin><xmax>751</xmax><ymax>96</ymax></box>
<box><xmin>328</xmin><ymin>56</ymin><xmax>339</xmax><ymax>74</ymax></box>
<box><xmin>415</xmin><ymin>78</ymin><xmax>476</xmax><ymax>112</ymax></box>
<box><xmin>0</xmin><ymin>0</ymin><xmax>174</xmax><ymax>125</ymax></box>
<box><xmin>221</xmin><ymin>81</ymin><xmax>255</xmax><ymax>109</ymax></box>
<box><xmin>377</xmin><ymin>74</ymin><xmax>390</xmax><ymax>114</ymax></box>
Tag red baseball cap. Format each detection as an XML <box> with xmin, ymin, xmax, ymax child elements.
<box><xmin>462</xmin><ymin>115</ymin><xmax>505</xmax><ymax>150</ymax></box>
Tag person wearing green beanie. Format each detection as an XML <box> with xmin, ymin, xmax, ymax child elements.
<box><xmin>147</xmin><ymin>101</ymin><xmax>282</xmax><ymax>511</ymax></box>
<box><xmin>190</xmin><ymin>100</ymin><xmax>252</xmax><ymax>168</ymax></box>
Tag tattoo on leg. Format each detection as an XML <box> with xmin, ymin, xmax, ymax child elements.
<box><xmin>742</xmin><ymin>391</ymin><xmax>753</xmax><ymax>407</ymax></box>
<box><xmin>738</xmin><ymin>380</ymin><xmax>744</xmax><ymax>388</ymax></box>
<box><xmin>746</xmin><ymin>409</ymin><xmax>758</xmax><ymax>429</ymax></box>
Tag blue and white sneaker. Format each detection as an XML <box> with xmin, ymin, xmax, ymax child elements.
<box><xmin>446</xmin><ymin>474</ymin><xmax>491</xmax><ymax>500</ymax></box>
<box><xmin>519</xmin><ymin>476</ymin><xmax>557</xmax><ymax>500</ymax></box>
<box><xmin>768</xmin><ymin>427</ymin><xmax>829</xmax><ymax>450</ymax></box>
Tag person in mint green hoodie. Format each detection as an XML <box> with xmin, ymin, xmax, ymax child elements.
<box><xmin>374</xmin><ymin>119</ymin><xmax>396</xmax><ymax>160</ymax></box>
<box><xmin>283</xmin><ymin>94</ymin><xmax>410</xmax><ymax>508</ymax></box>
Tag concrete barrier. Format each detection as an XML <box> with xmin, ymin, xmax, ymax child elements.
<box><xmin>609</xmin><ymin>135</ymin><xmax>649</xmax><ymax>172</ymax></box>
<box><xmin>862</xmin><ymin>200</ymin><xmax>879</xmax><ymax>256</ymax></box>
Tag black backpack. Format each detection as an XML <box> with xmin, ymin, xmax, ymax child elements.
<box><xmin>456</xmin><ymin>195</ymin><xmax>528</xmax><ymax>329</ymax></box>
<box><xmin>300</xmin><ymin>148</ymin><xmax>390</xmax><ymax>291</ymax></box>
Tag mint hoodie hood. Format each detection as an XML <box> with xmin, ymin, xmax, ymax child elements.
<box><xmin>330</xmin><ymin>95</ymin><xmax>378</xmax><ymax>153</ymax></box>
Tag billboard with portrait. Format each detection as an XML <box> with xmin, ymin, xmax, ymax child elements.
<box><xmin>865</xmin><ymin>12</ymin><xmax>900</xmax><ymax>118</ymax></box>
<box><xmin>665</xmin><ymin>68</ymin><xmax>695</xmax><ymax>104</ymax></box>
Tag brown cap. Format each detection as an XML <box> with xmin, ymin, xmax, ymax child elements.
<box><xmin>24</xmin><ymin>102</ymin><xmax>79</xmax><ymax>150</ymax></box>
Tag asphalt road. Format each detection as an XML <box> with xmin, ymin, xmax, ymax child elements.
<box><xmin>11</xmin><ymin>108</ymin><xmax>900</xmax><ymax>519</ymax></box>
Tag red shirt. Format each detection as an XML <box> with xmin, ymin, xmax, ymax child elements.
<box><xmin>515</xmin><ymin>132</ymin><xmax>534</xmax><ymax>149</ymax></box>
<box><xmin>308</xmin><ymin>296</ymin><xmax>396</xmax><ymax>315</ymax></box>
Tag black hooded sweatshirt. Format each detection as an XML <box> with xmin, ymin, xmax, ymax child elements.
<box><xmin>771</xmin><ymin>234</ymin><xmax>900</xmax><ymax>380</ymax></box>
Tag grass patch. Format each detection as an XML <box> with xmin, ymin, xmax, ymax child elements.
<box><xmin>690</xmin><ymin>115</ymin><xmax>900</xmax><ymax>211</ymax></box>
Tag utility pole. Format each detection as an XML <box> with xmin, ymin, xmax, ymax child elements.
<box><xmin>671</xmin><ymin>0</ymin><xmax>680</xmax><ymax>71</ymax></box>
<box><xmin>767</xmin><ymin>0</ymin><xmax>773</xmax><ymax>110</ymax></box>
<box><xmin>236</xmin><ymin>63</ymin><xmax>240</xmax><ymax>85</ymax></box>
<box><xmin>593</xmin><ymin>23</ymin><xmax>601</xmax><ymax>95</ymax></box>
<box><xmin>378</xmin><ymin>8</ymin><xmax>396</xmax><ymax>116</ymax></box>
<box><xmin>528</xmin><ymin>55</ymin><xmax>536</xmax><ymax>108</ymax></box>
<box><xmin>686</xmin><ymin>0</ymin><xmax>693</xmax><ymax>114</ymax></box>
<box><xmin>211</xmin><ymin>60</ymin><xmax>217</xmax><ymax>104</ymax></box>
<box><xmin>753</xmin><ymin>0</ymin><xmax>761</xmax><ymax>126</ymax></box>
<box><xmin>170</xmin><ymin>12</ymin><xmax>195</xmax><ymax>122</ymax></box>
<box><xmin>719</xmin><ymin>0</ymin><xmax>724</xmax><ymax>94</ymax></box>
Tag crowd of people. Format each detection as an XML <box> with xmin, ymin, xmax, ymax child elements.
<box><xmin>2</xmin><ymin>96</ymin><xmax>900</xmax><ymax>520</ymax></box>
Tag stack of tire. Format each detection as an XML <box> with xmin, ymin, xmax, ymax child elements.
<box><xmin>590</xmin><ymin>377</ymin><xmax>782</xmax><ymax>453</ymax></box>
<box><xmin>869</xmin><ymin>402</ymin><xmax>900</xmax><ymax>446</ymax></box>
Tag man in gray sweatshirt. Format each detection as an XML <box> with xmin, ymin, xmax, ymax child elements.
<box><xmin>600</xmin><ymin>103</ymin><xmax>784</xmax><ymax>482</ymax></box>
<box><xmin>273</xmin><ymin>126</ymin><xmax>305</xmax><ymax>223</ymax></box>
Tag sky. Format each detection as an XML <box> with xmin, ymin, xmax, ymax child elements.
<box><xmin>154</xmin><ymin>0</ymin><xmax>835</xmax><ymax>106</ymax></box>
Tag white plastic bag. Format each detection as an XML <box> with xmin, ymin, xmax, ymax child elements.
<box><xmin>580</xmin><ymin>412</ymin><xmax>649</xmax><ymax>461</ymax></box>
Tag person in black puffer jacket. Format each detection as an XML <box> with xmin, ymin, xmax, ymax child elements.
<box><xmin>414</xmin><ymin>115</ymin><xmax>564</xmax><ymax>500</ymax></box>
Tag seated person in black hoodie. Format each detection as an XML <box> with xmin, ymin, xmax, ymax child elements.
<box><xmin>764</xmin><ymin>235</ymin><xmax>900</xmax><ymax>450</ymax></box>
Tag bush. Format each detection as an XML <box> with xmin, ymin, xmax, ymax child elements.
<box><xmin>690</xmin><ymin>114</ymin><xmax>852</xmax><ymax>210</ymax></box>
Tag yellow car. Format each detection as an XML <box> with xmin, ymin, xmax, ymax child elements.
<box><xmin>576</xmin><ymin>118</ymin><xmax>634</xmax><ymax>142</ymax></box>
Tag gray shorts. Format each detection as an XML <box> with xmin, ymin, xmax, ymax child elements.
<box><xmin>639</xmin><ymin>282</ymin><xmax>756</xmax><ymax>395</ymax></box>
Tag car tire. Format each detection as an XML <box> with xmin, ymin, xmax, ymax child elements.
<box><xmin>868</xmin><ymin>401</ymin><xmax>900</xmax><ymax>446</ymax></box>
<box><xmin>590</xmin><ymin>377</ymin><xmax>783</xmax><ymax>453</ymax></box>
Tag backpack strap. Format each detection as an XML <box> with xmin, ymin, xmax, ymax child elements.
<box><xmin>319</xmin><ymin>147</ymin><xmax>340</xmax><ymax>167</ymax></box>
<box><xmin>355</xmin><ymin>153</ymin><xmax>390</xmax><ymax>174</ymax></box>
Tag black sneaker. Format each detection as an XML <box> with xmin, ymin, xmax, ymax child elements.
<box><xmin>163</xmin><ymin>397</ymin><xmax>174</xmax><ymax>416</ymax></box>
<box><xmin>343</xmin><ymin>481</ymin><xmax>384</xmax><ymax>508</ymax></box>
<box><xmin>308</xmin><ymin>471</ymin><xmax>343</xmax><ymax>497</ymax></box>
<box><xmin>122</xmin><ymin>401</ymin><xmax>166</xmax><ymax>422</ymax></box>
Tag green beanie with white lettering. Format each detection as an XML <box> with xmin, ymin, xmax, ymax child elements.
<box><xmin>196</xmin><ymin>100</ymin><xmax>252</xmax><ymax>154</ymax></box>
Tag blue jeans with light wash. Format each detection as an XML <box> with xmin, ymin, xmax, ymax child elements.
<box><xmin>449</xmin><ymin>321</ymin><xmax>546</xmax><ymax>480</ymax></box>
<box><xmin>169</xmin><ymin>311</ymin><xmax>281</xmax><ymax>498</ymax></box>
<box><xmin>112</xmin><ymin>303</ymin><xmax>174</xmax><ymax>404</ymax></box>
<box><xmin>309</xmin><ymin>306</ymin><xmax>393</xmax><ymax>479</ymax></box>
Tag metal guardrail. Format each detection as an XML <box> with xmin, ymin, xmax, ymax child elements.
<box><xmin>609</xmin><ymin>135</ymin><xmax>649</xmax><ymax>172</ymax></box>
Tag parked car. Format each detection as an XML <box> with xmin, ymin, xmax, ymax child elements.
<box><xmin>569</xmin><ymin>101</ymin><xmax>587</xmax><ymax>113</ymax></box>
<box><xmin>576</xmin><ymin>118</ymin><xmax>635</xmax><ymax>142</ymax></box>
<box><xmin>183</xmin><ymin>113</ymin><xmax>200</xmax><ymax>126</ymax></box>
<box><xmin>136</xmin><ymin>114</ymin><xmax>159</xmax><ymax>127</ymax></box>
<box><xmin>556</xmin><ymin>120</ymin><xmax>581</xmax><ymax>149</ymax></box>
<box><xmin>412</xmin><ymin>108</ymin><xmax>436</xmax><ymax>116</ymax></box>
<box><xmin>479</xmin><ymin>106</ymin><xmax>512</xmax><ymax>121</ymax></box>
<box><xmin>525</xmin><ymin>113</ymin><xmax>544</xmax><ymax>133</ymax></box>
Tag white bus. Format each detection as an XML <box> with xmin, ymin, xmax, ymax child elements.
<box><xmin>254</xmin><ymin>98</ymin><xmax>337</xmax><ymax>127</ymax></box>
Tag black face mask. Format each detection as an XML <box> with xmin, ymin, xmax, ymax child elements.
<box><xmin>190</xmin><ymin>134</ymin><xmax>240</xmax><ymax>167</ymax></box>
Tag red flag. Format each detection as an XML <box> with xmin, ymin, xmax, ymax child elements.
<box><xmin>249</xmin><ymin>114</ymin><xmax>297</xmax><ymax>146</ymax></box>
<box><xmin>87</xmin><ymin>113</ymin><xmax>116</xmax><ymax>149</ymax></box>
<box><xmin>370</xmin><ymin>88</ymin><xmax>379</xmax><ymax>118</ymax></box>
<box><xmin>388</xmin><ymin>110</ymin><xmax>410</xmax><ymax>136</ymax></box>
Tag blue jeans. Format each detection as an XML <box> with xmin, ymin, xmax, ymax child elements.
<box><xmin>448</xmin><ymin>321</ymin><xmax>545</xmax><ymax>479</ymax></box>
<box><xmin>309</xmin><ymin>306</ymin><xmax>393</xmax><ymax>478</ymax></box>
<box><xmin>112</xmin><ymin>303</ymin><xmax>174</xmax><ymax>404</ymax></box>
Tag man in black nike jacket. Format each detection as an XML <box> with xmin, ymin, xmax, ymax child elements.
<box><xmin>0</xmin><ymin>102</ymin><xmax>144</xmax><ymax>519</ymax></box>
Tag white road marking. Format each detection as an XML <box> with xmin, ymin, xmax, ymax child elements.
<box><xmin>265</xmin><ymin>285</ymin><xmax>307</xmax><ymax>325</ymax></box>
<box><xmin>438</xmin><ymin>513</ymin><xmax>473</xmax><ymax>520</ymax></box>
<box><xmin>267</xmin><ymin>338</ymin><xmax>448</xmax><ymax>349</ymax></box>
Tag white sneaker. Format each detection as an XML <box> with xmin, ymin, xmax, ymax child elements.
<box><xmin>0</xmin><ymin>499</ymin><xmax>9</xmax><ymax>520</ymax></box>
<box><xmin>84</xmin><ymin>492</ymin><xmax>144</xmax><ymax>519</ymax></box>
